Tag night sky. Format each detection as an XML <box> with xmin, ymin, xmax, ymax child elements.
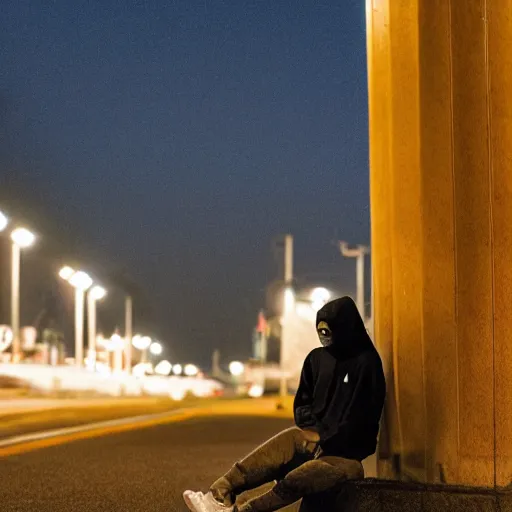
<box><xmin>0</xmin><ymin>1</ymin><xmax>370</xmax><ymax>368</ymax></box>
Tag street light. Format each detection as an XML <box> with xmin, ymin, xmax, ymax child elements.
<box><xmin>87</xmin><ymin>285</ymin><xmax>107</xmax><ymax>367</ymax></box>
<box><xmin>60</xmin><ymin>267</ymin><xmax>92</xmax><ymax>368</ymax></box>
<box><xmin>184</xmin><ymin>364</ymin><xmax>199</xmax><ymax>376</ymax></box>
<box><xmin>59</xmin><ymin>266</ymin><xmax>75</xmax><ymax>280</ymax></box>
<box><xmin>131</xmin><ymin>335</ymin><xmax>151</xmax><ymax>362</ymax></box>
<box><xmin>149</xmin><ymin>342</ymin><xmax>162</xmax><ymax>356</ymax></box>
<box><xmin>172</xmin><ymin>364</ymin><xmax>183</xmax><ymax>375</ymax></box>
<box><xmin>10</xmin><ymin>227</ymin><xmax>35</xmax><ymax>361</ymax></box>
<box><xmin>154</xmin><ymin>360</ymin><xmax>172</xmax><ymax>376</ymax></box>
<box><xmin>69</xmin><ymin>271</ymin><xmax>93</xmax><ymax>290</ymax></box>
<box><xmin>229</xmin><ymin>361</ymin><xmax>245</xmax><ymax>377</ymax></box>
<box><xmin>310</xmin><ymin>287</ymin><xmax>331</xmax><ymax>312</ymax></box>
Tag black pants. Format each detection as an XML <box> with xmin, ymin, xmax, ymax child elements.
<box><xmin>210</xmin><ymin>427</ymin><xmax>364</xmax><ymax>512</ymax></box>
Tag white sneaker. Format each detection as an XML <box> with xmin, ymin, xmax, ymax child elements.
<box><xmin>183</xmin><ymin>490</ymin><xmax>234</xmax><ymax>512</ymax></box>
<box><xmin>183</xmin><ymin>490</ymin><xmax>206</xmax><ymax>512</ymax></box>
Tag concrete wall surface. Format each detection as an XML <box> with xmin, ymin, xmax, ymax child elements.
<box><xmin>367</xmin><ymin>0</ymin><xmax>512</xmax><ymax>487</ymax></box>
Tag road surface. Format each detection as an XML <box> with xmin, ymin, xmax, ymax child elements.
<box><xmin>0</xmin><ymin>415</ymin><xmax>293</xmax><ymax>511</ymax></box>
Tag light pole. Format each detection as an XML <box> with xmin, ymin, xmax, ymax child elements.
<box><xmin>87</xmin><ymin>285</ymin><xmax>106</xmax><ymax>368</ymax></box>
<box><xmin>60</xmin><ymin>267</ymin><xmax>93</xmax><ymax>368</ymax></box>
<box><xmin>10</xmin><ymin>228</ymin><xmax>36</xmax><ymax>362</ymax></box>
<box><xmin>109</xmin><ymin>333</ymin><xmax>124</xmax><ymax>374</ymax></box>
<box><xmin>125</xmin><ymin>296</ymin><xmax>132</xmax><ymax>374</ymax></box>
<box><xmin>132</xmin><ymin>334</ymin><xmax>151</xmax><ymax>363</ymax></box>
<box><xmin>338</xmin><ymin>242</ymin><xmax>369</xmax><ymax>320</ymax></box>
<box><xmin>280</xmin><ymin>234</ymin><xmax>294</xmax><ymax>399</ymax></box>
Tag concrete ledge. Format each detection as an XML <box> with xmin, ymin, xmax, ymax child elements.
<box><xmin>299</xmin><ymin>479</ymin><xmax>512</xmax><ymax>512</ymax></box>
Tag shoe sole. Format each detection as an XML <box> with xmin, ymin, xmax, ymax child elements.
<box><xmin>183</xmin><ymin>491</ymin><xmax>202</xmax><ymax>512</ymax></box>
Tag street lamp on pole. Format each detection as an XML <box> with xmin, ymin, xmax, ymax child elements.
<box><xmin>279</xmin><ymin>234</ymin><xmax>294</xmax><ymax>400</ymax></box>
<box><xmin>338</xmin><ymin>242</ymin><xmax>369</xmax><ymax>320</ymax></box>
<box><xmin>10</xmin><ymin>228</ymin><xmax>35</xmax><ymax>362</ymax></box>
<box><xmin>310</xmin><ymin>287</ymin><xmax>331</xmax><ymax>312</ymax></box>
<box><xmin>60</xmin><ymin>267</ymin><xmax>93</xmax><ymax>368</ymax></box>
<box><xmin>125</xmin><ymin>295</ymin><xmax>132</xmax><ymax>374</ymax></box>
<box><xmin>87</xmin><ymin>285</ymin><xmax>106</xmax><ymax>368</ymax></box>
<box><xmin>149</xmin><ymin>342</ymin><xmax>162</xmax><ymax>356</ymax></box>
<box><xmin>132</xmin><ymin>335</ymin><xmax>151</xmax><ymax>363</ymax></box>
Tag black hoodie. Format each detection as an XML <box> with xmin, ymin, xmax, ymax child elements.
<box><xmin>293</xmin><ymin>296</ymin><xmax>386</xmax><ymax>461</ymax></box>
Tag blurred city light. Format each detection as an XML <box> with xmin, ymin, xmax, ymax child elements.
<box><xmin>0</xmin><ymin>325</ymin><xmax>13</xmax><ymax>352</ymax></box>
<box><xmin>310</xmin><ymin>287</ymin><xmax>331</xmax><ymax>303</ymax></box>
<box><xmin>170</xmin><ymin>388</ymin><xmax>185</xmax><ymax>401</ymax></box>
<box><xmin>229</xmin><ymin>361</ymin><xmax>245</xmax><ymax>376</ymax></box>
<box><xmin>69</xmin><ymin>271</ymin><xmax>93</xmax><ymax>291</ymax></box>
<box><xmin>11</xmin><ymin>227</ymin><xmax>36</xmax><ymax>248</ymax></box>
<box><xmin>106</xmin><ymin>333</ymin><xmax>124</xmax><ymax>351</ymax></box>
<box><xmin>284</xmin><ymin>287</ymin><xmax>295</xmax><ymax>314</ymax></box>
<box><xmin>140</xmin><ymin>336</ymin><xmax>152</xmax><ymax>349</ymax></box>
<box><xmin>133</xmin><ymin>362</ymin><xmax>152</xmax><ymax>377</ymax></box>
<box><xmin>154</xmin><ymin>360</ymin><xmax>172</xmax><ymax>375</ymax></box>
<box><xmin>149</xmin><ymin>342</ymin><xmax>163</xmax><ymax>356</ymax></box>
<box><xmin>0</xmin><ymin>211</ymin><xmax>8</xmax><ymax>232</ymax></box>
<box><xmin>59</xmin><ymin>266</ymin><xmax>75</xmax><ymax>280</ymax></box>
<box><xmin>184</xmin><ymin>364</ymin><xmax>199</xmax><ymax>376</ymax></box>
<box><xmin>310</xmin><ymin>287</ymin><xmax>331</xmax><ymax>312</ymax></box>
<box><xmin>131</xmin><ymin>335</ymin><xmax>142</xmax><ymax>349</ymax></box>
<box><xmin>172</xmin><ymin>364</ymin><xmax>183</xmax><ymax>375</ymax></box>
<box><xmin>248</xmin><ymin>384</ymin><xmax>264</xmax><ymax>398</ymax></box>
<box><xmin>89</xmin><ymin>285</ymin><xmax>107</xmax><ymax>301</ymax></box>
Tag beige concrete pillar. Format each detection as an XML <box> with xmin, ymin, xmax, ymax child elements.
<box><xmin>367</xmin><ymin>0</ymin><xmax>512</xmax><ymax>487</ymax></box>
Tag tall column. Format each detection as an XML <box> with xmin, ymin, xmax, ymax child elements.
<box><xmin>366</xmin><ymin>0</ymin><xmax>399</xmax><ymax>477</ymax></box>
<box><xmin>488</xmin><ymin>0</ymin><xmax>512</xmax><ymax>490</ymax></box>
<box><xmin>367</xmin><ymin>0</ymin><xmax>512</xmax><ymax>487</ymax></box>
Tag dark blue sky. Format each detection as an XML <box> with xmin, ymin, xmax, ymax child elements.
<box><xmin>0</xmin><ymin>0</ymin><xmax>369</xmax><ymax>367</ymax></box>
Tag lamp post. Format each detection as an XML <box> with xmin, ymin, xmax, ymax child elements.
<box><xmin>10</xmin><ymin>228</ymin><xmax>35</xmax><ymax>362</ymax></box>
<box><xmin>132</xmin><ymin>334</ymin><xmax>151</xmax><ymax>363</ymax></box>
<box><xmin>87</xmin><ymin>285</ymin><xmax>106</xmax><ymax>368</ymax></box>
<box><xmin>125</xmin><ymin>296</ymin><xmax>132</xmax><ymax>374</ymax></box>
<box><xmin>338</xmin><ymin>242</ymin><xmax>369</xmax><ymax>320</ymax></box>
<box><xmin>279</xmin><ymin>234</ymin><xmax>294</xmax><ymax>399</ymax></box>
<box><xmin>109</xmin><ymin>333</ymin><xmax>124</xmax><ymax>374</ymax></box>
<box><xmin>59</xmin><ymin>267</ymin><xmax>93</xmax><ymax>368</ymax></box>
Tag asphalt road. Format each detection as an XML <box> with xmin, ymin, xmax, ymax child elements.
<box><xmin>0</xmin><ymin>415</ymin><xmax>294</xmax><ymax>512</ymax></box>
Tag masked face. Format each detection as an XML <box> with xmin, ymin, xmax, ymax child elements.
<box><xmin>317</xmin><ymin>321</ymin><xmax>333</xmax><ymax>347</ymax></box>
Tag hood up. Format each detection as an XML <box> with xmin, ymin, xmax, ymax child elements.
<box><xmin>316</xmin><ymin>296</ymin><xmax>374</xmax><ymax>358</ymax></box>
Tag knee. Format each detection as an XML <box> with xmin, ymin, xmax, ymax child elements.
<box><xmin>280</xmin><ymin>461</ymin><xmax>327</xmax><ymax>494</ymax></box>
<box><xmin>278</xmin><ymin>426</ymin><xmax>303</xmax><ymax>442</ymax></box>
<box><xmin>280</xmin><ymin>460</ymin><xmax>353</xmax><ymax>496</ymax></box>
